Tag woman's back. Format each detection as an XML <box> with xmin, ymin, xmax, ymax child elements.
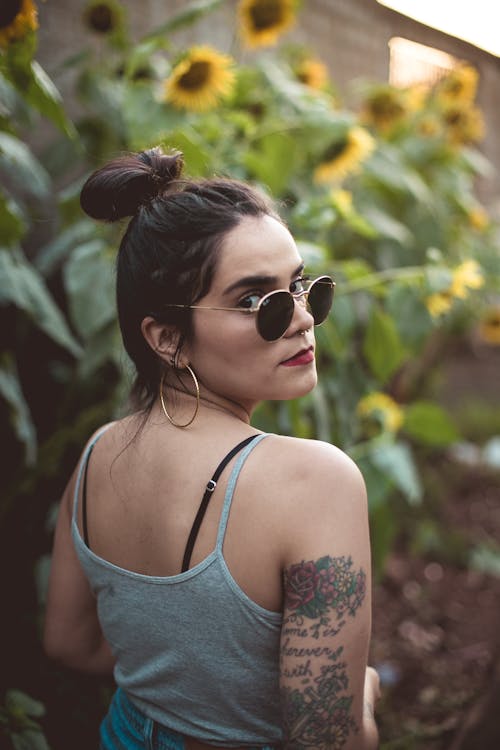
<box><xmin>78</xmin><ymin>411</ymin><xmax>289</xmax><ymax>612</ymax></box>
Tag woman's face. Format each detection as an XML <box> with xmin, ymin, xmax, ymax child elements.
<box><xmin>183</xmin><ymin>214</ymin><xmax>318</xmax><ymax>415</ymax></box>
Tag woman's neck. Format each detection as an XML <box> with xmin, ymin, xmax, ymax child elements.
<box><xmin>166</xmin><ymin>378</ymin><xmax>253</xmax><ymax>426</ymax></box>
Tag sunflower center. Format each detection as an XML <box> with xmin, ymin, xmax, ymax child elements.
<box><xmin>178</xmin><ymin>61</ymin><xmax>211</xmax><ymax>90</ymax></box>
<box><xmin>0</xmin><ymin>0</ymin><xmax>22</xmax><ymax>29</ymax></box>
<box><xmin>249</xmin><ymin>0</ymin><xmax>285</xmax><ymax>30</ymax></box>
<box><xmin>87</xmin><ymin>4</ymin><xmax>115</xmax><ymax>33</ymax></box>
<box><xmin>322</xmin><ymin>138</ymin><xmax>348</xmax><ymax>162</ymax></box>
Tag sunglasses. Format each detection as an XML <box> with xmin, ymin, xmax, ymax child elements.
<box><xmin>164</xmin><ymin>275</ymin><xmax>335</xmax><ymax>342</ymax></box>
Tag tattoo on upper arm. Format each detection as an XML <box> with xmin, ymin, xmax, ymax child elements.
<box><xmin>280</xmin><ymin>556</ymin><xmax>366</xmax><ymax>749</ymax></box>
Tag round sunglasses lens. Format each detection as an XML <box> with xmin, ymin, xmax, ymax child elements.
<box><xmin>257</xmin><ymin>291</ymin><xmax>294</xmax><ymax>341</ymax></box>
<box><xmin>307</xmin><ymin>277</ymin><xmax>334</xmax><ymax>325</ymax></box>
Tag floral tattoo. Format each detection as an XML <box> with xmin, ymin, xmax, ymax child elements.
<box><xmin>280</xmin><ymin>556</ymin><xmax>366</xmax><ymax>749</ymax></box>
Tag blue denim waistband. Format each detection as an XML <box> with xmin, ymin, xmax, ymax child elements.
<box><xmin>100</xmin><ymin>689</ymin><xmax>275</xmax><ymax>750</ymax></box>
<box><xmin>100</xmin><ymin>689</ymin><xmax>185</xmax><ymax>750</ymax></box>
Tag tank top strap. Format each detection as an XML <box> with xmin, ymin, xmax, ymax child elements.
<box><xmin>72</xmin><ymin>423</ymin><xmax>113</xmax><ymax>524</ymax></box>
<box><xmin>216</xmin><ymin>432</ymin><xmax>269</xmax><ymax>550</ymax></box>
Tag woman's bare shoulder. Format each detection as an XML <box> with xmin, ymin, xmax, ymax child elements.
<box><xmin>255</xmin><ymin>435</ymin><xmax>368</xmax><ymax>561</ymax></box>
<box><xmin>262</xmin><ymin>433</ymin><xmax>365</xmax><ymax>491</ymax></box>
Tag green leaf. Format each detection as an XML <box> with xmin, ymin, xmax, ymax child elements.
<box><xmin>0</xmin><ymin>133</ymin><xmax>51</xmax><ymax>200</ymax></box>
<box><xmin>364</xmin><ymin>145</ymin><xmax>434</xmax><ymax>206</ymax></box>
<box><xmin>160</xmin><ymin>129</ymin><xmax>210</xmax><ymax>176</ymax></box>
<box><xmin>244</xmin><ymin>131</ymin><xmax>298</xmax><ymax>195</ymax></box>
<box><xmin>370</xmin><ymin>440</ymin><xmax>422</xmax><ymax>504</ymax></box>
<box><xmin>0</xmin><ymin>190</ymin><xmax>26</xmax><ymax>246</ymax></box>
<box><xmin>142</xmin><ymin>0</ymin><xmax>226</xmax><ymax>38</ymax></box>
<box><xmin>0</xmin><ymin>356</ymin><xmax>36</xmax><ymax>465</ymax></box>
<box><xmin>122</xmin><ymin>83</ymin><xmax>186</xmax><ymax>151</ymax></box>
<box><xmin>11</xmin><ymin>729</ymin><xmax>50</xmax><ymax>750</ymax></box>
<box><xmin>362</xmin><ymin>306</ymin><xmax>406</xmax><ymax>383</ymax></box>
<box><xmin>294</xmin><ymin>241</ymin><xmax>329</xmax><ymax>269</ymax></box>
<box><xmin>483</xmin><ymin>437</ymin><xmax>500</xmax><ymax>469</ymax></box>
<box><xmin>6</xmin><ymin>690</ymin><xmax>45</xmax><ymax>718</ymax></box>
<box><xmin>367</xmin><ymin>498</ymin><xmax>398</xmax><ymax>578</ymax></box>
<box><xmin>386</xmin><ymin>283</ymin><xmax>432</xmax><ymax>346</ymax></box>
<box><xmin>77</xmin><ymin>322</ymin><xmax>121</xmax><ymax>379</ymax></box>
<box><xmin>0</xmin><ymin>248</ymin><xmax>82</xmax><ymax>357</ymax></box>
<box><xmin>470</xmin><ymin>543</ymin><xmax>500</xmax><ymax>578</ymax></box>
<box><xmin>35</xmin><ymin>219</ymin><xmax>97</xmax><ymax>276</ymax></box>
<box><xmin>25</xmin><ymin>61</ymin><xmax>77</xmax><ymax>139</ymax></box>
<box><xmin>356</xmin><ymin>454</ymin><xmax>394</xmax><ymax>511</ymax></box>
<box><xmin>361</xmin><ymin>205</ymin><xmax>413</xmax><ymax>246</ymax></box>
<box><xmin>404</xmin><ymin>401</ymin><xmax>459</xmax><ymax>446</ymax></box>
<box><xmin>63</xmin><ymin>241</ymin><xmax>116</xmax><ymax>339</ymax></box>
<box><xmin>0</xmin><ymin>71</ymin><xmax>23</xmax><ymax>119</ymax></box>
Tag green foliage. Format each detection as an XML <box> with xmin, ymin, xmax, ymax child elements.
<box><xmin>1</xmin><ymin>0</ymin><xmax>499</xmax><ymax>648</ymax></box>
<box><xmin>0</xmin><ymin>690</ymin><xmax>50</xmax><ymax>750</ymax></box>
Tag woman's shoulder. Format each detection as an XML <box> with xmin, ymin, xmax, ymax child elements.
<box><xmin>82</xmin><ymin>413</ymin><xmax>142</xmax><ymax>454</ymax></box>
<box><xmin>263</xmin><ymin>433</ymin><xmax>365</xmax><ymax>488</ymax></box>
<box><xmin>252</xmin><ymin>435</ymin><xmax>369</xmax><ymax>565</ymax></box>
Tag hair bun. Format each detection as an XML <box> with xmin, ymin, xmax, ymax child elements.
<box><xmin>80</xmin><ymin>146</ymin><xmax>184</xmax><ymax>221</ymax></box>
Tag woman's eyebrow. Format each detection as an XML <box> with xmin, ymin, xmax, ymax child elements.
<box><xmin>222</xmin><ymin>262</ymin><xmax>305</xmax><ymax>296</ymax></box>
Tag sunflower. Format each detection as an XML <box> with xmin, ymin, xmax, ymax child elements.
<box><xmin>331</xmin><ymin>189</ymin><xmax>353</xmax><ymax>215</ymax></box>
<box><xmin>314</xmin><ymin>126</ymin><xmax>375</xmax><ymax>185</ymax></box>
<box><xmin>467</xmin><ymin>206</ymin><xmax>489</xmax><ymax>231</ymax></box>
<box><xmin>436</xmin><ymin>64</ymin><xmax>478</xmax><ymax>105</ymax></box>
<box><xmin>357</xmin><ymin>392</ymin><xmax>404</xmax><ymax>434</ymax></box>
<box><xmin>418</xmin><ymin>114</ymin><xmax>442</xmax><ymax>138</ymax></box>
<box><xmin>162</xmin><ymin>46</ymin><xmax>235</xmax><ymax>112</ymax></box>
<box><xmin>295</xmin><ymin>57</ymin><xmax>329</xmax><ymax>90</ymax></box>
<box><xmin>426</xmin><ymin>259</ymin><xmax>484</xmax><ymax>317</ymax></box>
<box><xmin>0</xmin><ymin>0</ymin><xmax>37</xmax><ymax>48</ymax></box>
<box><xmin>83</xmin><ymin>0</ymin><xmax>124</xmax><ymax>34</ymax></box>
<box><xmin>478</xmin><ymin>307</ymin><xmax>500</xmax><ymax>346</ymax></box>
<box><xmin>426</xmin><ymin>290</ymin><xmax>454</xmax><ymax>318</ymax></box>
<box><xmin>450</xmin><ymin>259</ymin><xmax>484</xmax><ymax>299</ymax></box>
<box><xmin>238</xmin><ymin>0</ymin><xmax>296</xmax><ymax>49</ymax></box>
<box><xmin>361</xmin><ymin>84</ymin><xmax>409</xmax><ymax>133</ymax></box>
<box><xmin>442</xmin><ymin>102</ymin><xmax>485</xmax><ymax>146</ymax></box>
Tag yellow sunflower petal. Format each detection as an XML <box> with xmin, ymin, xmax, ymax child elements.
<box><xmin>295</xmin><ymin>58</ymin><xmax>329</xmax><ymax>90</ymax></box>
<box><xmin>426</xmin><ymin>291</ymin><xmax>453</xmax><ymax>318</ymax></box>
<box><xmin>314</xmin><ymin>126</ymin><xmax>375</xmax><ymax>185</ymax></box>
<box><xmin>0</xmin><ymin>0</ymin><xmax>38</xmax><ymax>48</ymax></box>
<box><xmin>437</xmin><ymin>64</ymin><xmax>479</xmax><ymax>105</ymax></box>
<box><xmin>238</xmin><ymin>0</ymin><xmax>296</xmax><ymax>49</ymax></box>
<box><xmin>442</xmin><ymin>102</ymin><xmax>485</xmax><ymax>146</ymax></box>
<box><xmin>357</xmin><ymin>392</ymin><xmax>404</xmax><ymax>433</ymax></box>
<box><xmin>450</xmin><ymin>259</ymin><xmax>484</xmax><ymax>299</ymax></box>
<box><xmin>162</xmin><ymin>46</ymin><xmax>235</xmax><ymax>112</ymax></box>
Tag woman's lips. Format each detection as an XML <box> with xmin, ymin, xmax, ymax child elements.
<box><xmin>280</xmin><ymin>346</ymin><xmax>314</xmax><ymax>367</ymax></box>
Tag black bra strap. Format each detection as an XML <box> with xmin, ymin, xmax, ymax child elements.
<box><xmin>81</xmin><ymin>444</ymin><xmax>95</xmax><ymax>549</ymax></box>
<box><xmin>181</xmin><ymin>435</ymin><xmax>257</xmax><ymax>573</ymax></box>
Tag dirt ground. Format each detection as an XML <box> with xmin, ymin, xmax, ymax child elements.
<box><xmin>370</xmin><ymin>459</ymin><xmax>500</xmax><ymax>750</ymax></box>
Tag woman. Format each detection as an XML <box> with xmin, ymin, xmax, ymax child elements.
<box><xmin>44</xmin><ymin>146</ymin><xmax>380</xmax><ymax>750</ymax></box>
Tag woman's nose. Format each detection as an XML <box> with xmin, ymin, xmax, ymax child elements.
<box><xmin>288</xmin><ymin>294</ymin><xmax>314</xmax><ymax>334</ymax></box>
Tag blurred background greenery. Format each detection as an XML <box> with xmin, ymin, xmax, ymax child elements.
<box><xmin>1</xmin><ymin>1</ymin><xmax>499</xmax><ymax>748</ymax></box>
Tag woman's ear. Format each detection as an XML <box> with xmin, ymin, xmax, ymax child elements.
<box><xmin>141</xmin><ymin>317</ymin><xmax>181</xmax><ymax>365</ymax></box>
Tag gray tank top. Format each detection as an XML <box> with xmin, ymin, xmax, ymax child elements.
<box><xmin>72</xmin><ymin>428</ymin><xmax>283</xmax><ymax>747</ymax></box>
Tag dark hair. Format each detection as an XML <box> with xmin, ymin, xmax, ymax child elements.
<box><xmin>80</xmin><ymin>146</ymin><xmax>280</xmax><ymax>409</ymax></box>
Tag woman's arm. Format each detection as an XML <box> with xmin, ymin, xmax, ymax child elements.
<box><xmin>279</xmin><ymin>442</ymin><xmax>378</xmax><ymax>749</ymax></box>
<box><xmin>43</xmin><ymin>464</ymin><xmax>115</xmax><ymax>675</ymax></box>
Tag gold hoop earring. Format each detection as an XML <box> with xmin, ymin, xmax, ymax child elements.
<box><xmin>159</xmin><ymin>364</ymin><xmax>200</xmax><ymax>428</ymax></box>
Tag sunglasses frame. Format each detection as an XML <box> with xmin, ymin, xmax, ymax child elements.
<box><xmin>163</xmin><ymin>275</ymin><xmax>335</xmax><ymax>342</ymax></box>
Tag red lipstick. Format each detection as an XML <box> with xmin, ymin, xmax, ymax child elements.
<box><xmin>280</xmin><ymin>346</ymin><xmax>314</xmax><ymax>367</ymax></box>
